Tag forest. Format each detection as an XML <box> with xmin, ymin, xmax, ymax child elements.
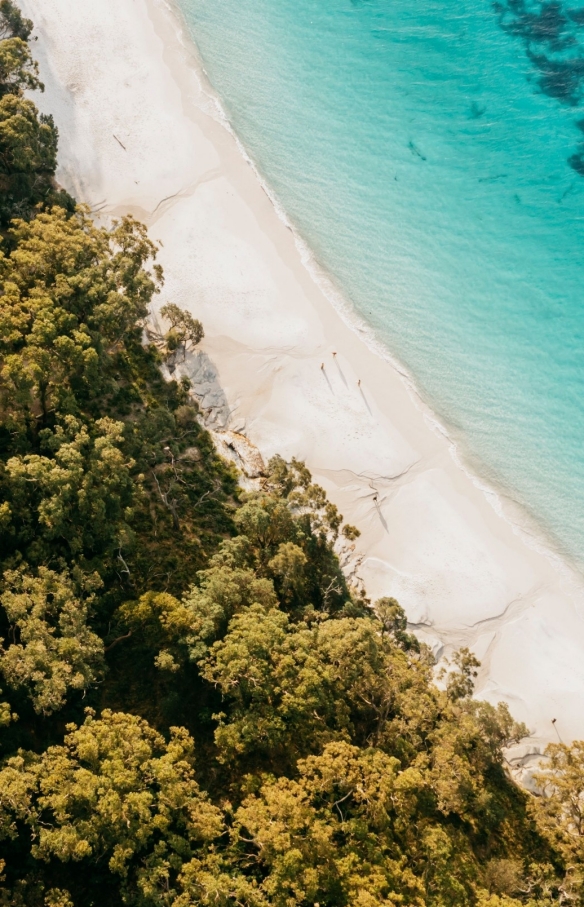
<box><xmin>0</xmin><ymin>3</ymin><xmax>583</xmax><ymax>904</ymax></box>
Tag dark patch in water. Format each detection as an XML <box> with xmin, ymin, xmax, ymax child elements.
<box><xmin>568</xmin><ymin>6</ymin><xmax>584</xmax><ymax>24</ymax></box>
<box><xmin>528</xmin><ymin>49</ymin><xmax>584</xmax><ymax>103</ymax></box>
<box><xmin>494</xmin><ymin>1</ymin><xmax>574</xmax><ymax>52</ymax></box>
<box><xmin>469</xmin><ymin>101</ymin><xmax>487</xmax><ymax>118</ymax></box>
<box><xmin>408</xmin><ymin>140</ymin><xmax>427</xmax><ymax>161</ymax></box>
<box><xmin>493</xmin><ymin>0</ymin><xmax>584</xmax><ymax>174</ymax></box>
<box><xmin>568</xmin><ymin>149</ymin><xmax>584</xmax><ymax>171</ymax></box>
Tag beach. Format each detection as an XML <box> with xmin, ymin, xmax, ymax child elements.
<box><xmin>21</xmin><ymin>0</ymin><xmax>584</xmax><ymax>761</ymax></box>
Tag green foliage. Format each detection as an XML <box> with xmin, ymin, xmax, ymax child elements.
<box><xmin>4</xmin><ymin>416</ymin><xmax>135</xmax><ymax>566</ymax></box>
<box><xmin>529</xmin><ymin>742</ymin><xmax>584</xmax><ymax>903</ymax></box>
<box><xmin>202</xmin><ymin>610</ymin><xmax>423</xmax><ymax>769</ymax></box>
<box><xmin>159</xmin><ymin>302</ymin><xmax>204</xmax><ymax>364</ymax></box>
<box><xmin>0</xmin><ymin>710</ymin><xmax>226</xmax><ymax>904</ymax></box>
<box><xmin>0</xmin><ymin>2</ymin><xmax>32</xmax><ymax>42</ymax></box>
<box><xmin>0</xmin><ymin>37</ymin><xmax>41</xmax><ymax>95</ymax></box>
<box><xmin>0</xmin><ymin>6</ymin><xmax>582</xmax><ymax>907</ymax></box>
<box><xmin>440</xmin><ymin>647</ymin><xmax>481</xmax><ymax>702</ymax></box>
<box><xmin>0</xmin><ymin>10</ymin><xmax>68</xmax><ymax>226</ymax></box>
<box><xmin>0</xmin><ymin>206</ymin><xmax>159</xmax><ymax>433</ymax></box>
<box><xmin>375</xmin><ymin>596</ymin><xmax>420</xmax><ymax>650</ymax></box>
<box><xmin>0</xmin><ymin>94</ymin><xmax>58</xmax><ymax>225</ymax></box>
<box><xmin>232</xmin><ymin>741</ymin><xmax>420</xmax><ymax>906</ymax></box>
<box><xmin>532</xmin><ymin>742</ymin><xmax>584</xmax><ymax>861</ymax></box>
<box><xmin>0</xmin><ymin>566</ymin><xmax>104</xmax><ymax>714</ymax></box>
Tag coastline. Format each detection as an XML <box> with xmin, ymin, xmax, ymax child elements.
<box><xmin>21</xmin><ymin>0</ymin><xmax>584</xmax><ymax>755</ymax></box>
<box><xmin>166</xmin><ymin>0</ymin><xmax>583</xmax><ymax>583</ymax></box>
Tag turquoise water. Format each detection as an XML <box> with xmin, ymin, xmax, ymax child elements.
<box><xmin>178</xmin><ymin>0</ymin><xmax>584</xmax><ymax>566</ymax></box>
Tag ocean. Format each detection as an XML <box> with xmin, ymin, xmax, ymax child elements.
<box><xmin>177</xmin><ymin>0</ymin><xmax>584</xmax><ymax>567</ymax></box>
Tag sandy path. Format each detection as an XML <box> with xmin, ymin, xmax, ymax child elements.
<box><xmin>21</xmin><ymin>0</ymin><xmax>584</xmax><ymax>760</ymax></box>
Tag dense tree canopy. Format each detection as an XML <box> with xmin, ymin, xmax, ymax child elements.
<box><xmin>1</xmin><ymin>6</ymin><xmax>584</xmax><ymax>907</ymax></box>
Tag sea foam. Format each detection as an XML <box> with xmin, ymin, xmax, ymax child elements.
<box><xmin>177</xmin><ymin>0</ymin><xmax>584</xmax><ymax>570</ymax></box>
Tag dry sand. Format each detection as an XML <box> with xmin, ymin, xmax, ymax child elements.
<box><xmin>21</xmin><ymin>0</ymin><xmax>584</xmax><ymax>764</ymax></box>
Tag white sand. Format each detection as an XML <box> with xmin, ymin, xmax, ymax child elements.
<box><xmin>22</xmin><ymin>0</ymin><xmax>584</xmax><ymax>756</ymax></box>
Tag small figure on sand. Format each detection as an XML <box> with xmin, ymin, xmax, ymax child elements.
<box><xmin>357</xmin><ymin>379</ymin><xmax>361</xmax><ymax>387</ymax></box>
<box><xmin>332</xmin><ymin>351</ymin><xmax>337</xmax><ymax>357</ymax></box>
<box><xmin>320</xmin><ymin>362</ymin><xmax>324</xmax><ymax>370</ymax></box>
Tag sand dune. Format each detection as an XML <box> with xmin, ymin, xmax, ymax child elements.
<box><xmin>21</xmin><ymin>0</ymin><xmax>584</xmax><ymax>760</ymax></box>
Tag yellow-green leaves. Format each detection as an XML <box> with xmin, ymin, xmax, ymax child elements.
<box><xmin>202</xmin><ymin>611</ymin><xmax>418</xmax><ymax>768</ymax></box>
<box><xmin>0</xmin><ymin>207</ymin><xmax>161</xmax><ymax>430</ymax></box>
<box><xmin>0</xmin><ymin>710</ymin><xmax>224</xmax><ymax>901</ymax></box>
<box><xmin>117</xmin><ymin>565</ymin><xmax>279</xmax><ymax>671</ymax></box>
<box><xmin>5</xmin><ymin>416</ymin><xmax>134</xmax><ymax>562</ymax></box>
<box><xmin>233</xmin><ymin>742</ymin><xmax>423</xmax><ymax>907</ymax></box>
<box><xmin>0</xmin><ymin>19</ymin><xmax>61</xmax><ymax>226</ymax></box>
<box><xmin>0</xmin><ymin>566</ymin><xmax>104</xmax><ymax>714</ymax></box>
<box><xmin>532</xmin><ymin>741</ymin><xmax>584</xmax><ymax>867</ymax></box>
<box><xmin>0</xmin><ymin>37</ymin><xmax>41</xmax><ymax>95</ymax></box>
<box><xmin>0</xmin><ymin>94</ymin><xmax>55</xmax><ymax>175</ymax></box>
<box><xmin>4</xmin><ymin>206</ymin><xmax>159</xmax><ymax>339</ymax></box>
<box><xmin>159</xmin><ymin>303</ymin><xmax>204</xmax><ymax>365</ymax></box>
<box><xmin>267</xmin><ymin>542</ymin><xmax>307</xmax><ymax>602</ymax></box>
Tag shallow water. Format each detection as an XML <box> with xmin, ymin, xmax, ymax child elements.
<box><xmin>178</xmin><ymin>0</ymin><xmax>584</xmax><ymax>566</ymax></box>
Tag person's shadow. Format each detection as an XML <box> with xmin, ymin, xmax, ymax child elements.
<box><xmin>359</xmin><ymin>385</ymin><xmax>373</xmax><ymax>415</ymax></box>
<box><xmin>372</xmin><ymin>493</ymin><xmax>388</xmax><ymax>532</ymax></box>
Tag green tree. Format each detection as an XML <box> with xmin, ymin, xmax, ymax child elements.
<box><xmin>0</xmin><ymin>96</ymin><xmax>58</xmax><ymax>224</ymax></box>
<box><xmin>0</xmin><ymin>10</ymin><xmax>67</xmax><ymax>225</ymax></box>
<box><xmin>3</xmin><ymin>416</ymin><xmax>135</xmax><ymax>568</ymax></box>
<box><xmin>0</xmin><ymin>566</ymin><xmax>104</xmax><ymax>715</ymax></box>
<box><xmin>202</xmin><ymin>609</ymin><xmax>429</xmax><ymax>769</ymax></box>
<box><xmin>0</xmin><ymin>35</ymin><xmax>41</xmax><ymax>95</ymax></box>
<box><xmin>0</xmin><ymin>1</ymin><xmax>33</xmax><ymax>42</ymax></box>
<box><xmin>231</xmin><ymin>741</ymin><xmax>464</xmax><ymax>907</ymax></box>
<box><xmin>159</xmin><ymin>303</ymin><xmax>204</xmax><ymax>363</ymax></box>
<box><xmin>0</xmin><ymin>710</ymin><xmax>226</xmax><ymax>905</ymax></box>
<box><xmin>0</xmin><ymin>207</ymin><xmax>162</xmax><ymax>433</ymax></box>
<box><xmin>530</xmin><ymin>741</ymin><xmax>584</xmax><ymax>901</ymax></box>
<box><xmin>119</xmin><ymin>563</ymin><xmax>277</xmax><ymax>670</ymax></box>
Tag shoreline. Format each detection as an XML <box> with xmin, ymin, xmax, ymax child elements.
<box><xmin>21</xmin><ymin>0</ymin><xmax>584</xmax><ymax>754</ymax></box>
<box><xmin>167</xmin><ymin>0</ymin><xmax>584</xmax><ymax>587</ymax></box>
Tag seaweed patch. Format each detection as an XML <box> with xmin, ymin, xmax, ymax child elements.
<box><xmin>493</xmin><ymin>0</ymin><xmax>584</xmax><ymax>173</ymax></box>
